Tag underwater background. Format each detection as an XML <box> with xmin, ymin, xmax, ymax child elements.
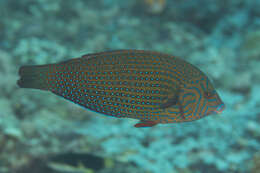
<box><xmin>0</xmin><ymin>0</ymin><xmax>260</xmax><ymax>172</ymax></box>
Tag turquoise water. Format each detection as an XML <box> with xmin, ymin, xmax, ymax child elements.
<box><xmin>0</xmin><ymin>0</ymin><xmax>260</xmax><ymax>172</ymax></box>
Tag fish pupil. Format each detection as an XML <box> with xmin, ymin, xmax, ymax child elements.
<box><xmin>204</xmin><ymin>91</ymin><xmax>213</xmax><ymax>99</ymax></box>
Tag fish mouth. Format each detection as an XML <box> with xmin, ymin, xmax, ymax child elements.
<box><xmin>214</xmin><ymin>103</ymin><xmax>225</xmax><ymax>114</ymax></box>
<box><xmin>205</xmin><ymin>103</ymin><xmax>225</xmax><ymax>116</ymax></box>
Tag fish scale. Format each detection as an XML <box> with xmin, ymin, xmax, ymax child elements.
<box><xmin>17</xmin><ymin>49</ymin><xmax>225</xmax><ymax>127</ymax></box>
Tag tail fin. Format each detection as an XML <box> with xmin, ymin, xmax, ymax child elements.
<box><xmin>17</xmin><ymin>65</ymin><xmax>50</xmax><ymax>90</ymax></box>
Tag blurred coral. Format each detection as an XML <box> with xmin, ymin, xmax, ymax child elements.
<box><xmin>13</xmin><ymin>38</ymin><xmax>71</xmax><ymax>65</ymax></box>
<box><xmin>143</xmin><ymin>0</ymin><xmax>166</xmax><ymax>14</ymax></box>
<box><xmin>252</xmin><ymin>152</ymin><xmax>260</xmax><ymax>173</ymax></box>
<box><xmin>240</xmin><ymin>30</ymin><xmax>260</xmax><ymax>60</ymax></box>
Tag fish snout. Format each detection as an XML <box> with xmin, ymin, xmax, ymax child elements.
<box><xmin>215</xmin><ymin>103</ymin><xmax>225</xmax><ymax>114</ymax></box>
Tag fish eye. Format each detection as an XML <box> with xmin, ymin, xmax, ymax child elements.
<box><xmin>204</xmin><ymin>91</ymin><xmax>214</xmax><ymax>99</ymax></box>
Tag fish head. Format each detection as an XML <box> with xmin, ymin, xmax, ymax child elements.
<box><xmin>180</xmin><ymin>76</ymin><xmax>225</xmax><ymax>120</ymax></box>
<box><xmin>195</xmin><ymin>76</ymin><xmax>225</xmax><ymax>117</ymax></box>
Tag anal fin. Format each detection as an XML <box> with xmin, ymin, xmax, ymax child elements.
<box><xmin>134</xmin><ymin>121</ymin><xmax>157</xmax><ymax>128</ymax></box>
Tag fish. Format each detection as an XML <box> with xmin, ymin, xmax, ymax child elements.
<box><xmin>17</xmin><ymin>50</ymin><xmax>225</xmax><ymax>127</ymax></box>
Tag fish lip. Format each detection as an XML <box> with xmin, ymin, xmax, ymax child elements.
<box><xmin>214</xmin><ymin>103</ymin><xmax>225</xmax><ymax>114</ymax></box>
<box><xmin>205</xmin><ymin>102</ymin><xmax>225</xmax><ymax>116</ymax></box>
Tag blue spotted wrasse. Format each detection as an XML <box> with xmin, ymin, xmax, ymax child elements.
<box><xmin>17</xmin><ymin>50</ymin><xmax>225</xmax><ymax>127</ymax></box>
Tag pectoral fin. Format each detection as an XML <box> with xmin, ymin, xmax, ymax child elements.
<box><xmin>178</xmin><ymin>101</ymin><xmax>185</xmax><ymax>119</ymax></box>
<box><xmin>160</xmin><ymin>91</ymin><xmax>186</xmax><ymax>120</ymax></box>
<box><xmin>134</xmin><ymin>121</ymin><xmax>158</xmax><ymax>128</ymax></box>
<box><xmin>160</xmin><ymin>95</ymin><xmax>178</xmax><ymax>109</ymax></box>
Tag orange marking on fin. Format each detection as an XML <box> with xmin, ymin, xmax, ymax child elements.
<box><xmin>134</xmin><ymin>121</ymin><xmax>158</xmax><ymax>128</ymax></box>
